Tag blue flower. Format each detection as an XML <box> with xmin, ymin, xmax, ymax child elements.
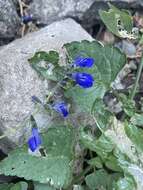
<box><xmin>28</xmin><ymin>128</ymin><xmax>42</xmax><ymax>152</ymax></box>
<box><xmin>22</xmin><ymin>15</ymin><xmax>33</xmax><ymax>24</ymax></box>
<box><xmin>53</xmin><ymin>102</ymin><xmax>69</xmax><ymax>117</ymax></box>
<box><xmin>72</xmin><ymin>72</ymin><xmax>94</xmax><ymax>88</ymax></box>
<box><xmin>74</xmin><ymin>57</ymin><xmax>94</xmax><ymax>68</ymax></box>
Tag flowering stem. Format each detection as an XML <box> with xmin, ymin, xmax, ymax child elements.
<box><xmin>46</xmin><ymin>80</ymin><xmax>63</xmax><ymax>102</ymax></box>
<box><xmin>130</xmin><ymin>55</ymin><xmax>143</xmax><ymax>100</ymax></box>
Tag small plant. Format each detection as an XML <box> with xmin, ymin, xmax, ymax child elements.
<box><xmin>1</xmin><ymin>3</ymin><xmax>143</xmax><ymax>190</ymax></box>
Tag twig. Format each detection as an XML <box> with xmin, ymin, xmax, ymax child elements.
<box><xmin>130</xmin><ymin>55</ymin><xmax>143</xmax><ymax>100</ymax></box>
<box><xmin>18</xmin><ymin>0</ymin><xmax>24</xmax><ymax>16</ymax></box>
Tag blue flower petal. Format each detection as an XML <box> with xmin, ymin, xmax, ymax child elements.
<box><xmin>28</xmin><ymin>136</ymin><xmax>37</xmax><ymax>152</ymax></box>
<box><xmin>28</xmin><ymin>128</ymin><xmax>42</xmax><ymax>152</ymax></box>
<box><xmin>74</xmin><ymin>57</ymin><xmax>94</xmax><ymax>68</ymax></box>
<box><xmin>22</xmin><ymin>15</ymin><xmax>33</xmax><ymax>24</ymax></box>
<box><xmin>32</xmin><ymin>128</ymin><xmax>42</xmax><ymax>146</ymax></box>
<box><xmin>72</xmin><ymin>72</ymin><xmax>94</xmax><ymax>88</ymax></box>
<box><xmin>53</xmin><ymin>102</ymin><xmax>69</xmax><ymax>117</ymax></box>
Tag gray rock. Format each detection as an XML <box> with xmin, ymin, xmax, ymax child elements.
<box><xmin>0</xmin><ymin>18</ymin><xmax>93</xmax><ymax>153</ymax></box>
<box><xmin>0</xmin><ymin>0</ymin><xmax>21</xmax><ymax>45</ymax></box>
<box><xmin>28</xmin><ymin>0</ymin><xmax>95</xmax><ymax>25</ymax></box>
<box><xmin>28</xmin><ymin>0</ymin><xmax>143</xmax><ymax>37</ymax></box>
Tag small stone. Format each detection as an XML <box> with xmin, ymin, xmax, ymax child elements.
<box><xmin>102</xmin><ymin>30</ymin><xmax>115</xmax><ymax>44</ymax></box>
<box><xmin>129</xmin><ymin>60</ymin><xmax>137</xmax><ymax>70</ymax></box>
<box><xmin>122</xmin><ymin>40</ymin><xmax>136</xmax><ymax>57</ymax></box>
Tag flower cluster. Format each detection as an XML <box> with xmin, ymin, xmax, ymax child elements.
<box><xmin>72</xmin><ymin>57</ymin><xmax>95</xmax><ymax>88</ymax></box>
<box><xmin>28</xmin><ymin>56</ymin><xmax>94</xmax><ymax>152</ymax></box>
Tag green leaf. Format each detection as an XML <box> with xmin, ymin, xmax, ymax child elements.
<box><xmin>42</xmin><ymin>125</ymin><xmax>75</xmax><ymax>159</ymax></box>
<box><xmin>105</xmin><ymin>155</ymin><xmax>122</xmax><ymax>172</ymax></box>
<box><xmin>95</xmin><ymin>135</ymin><xmax>114</xmax><ymax>160</ymax></box>
<box><xmin>104</xmin><ymin>117</ymin><xmax>143</xmax><ymax>189</ymax></box>
<box><xmin>125</xmin><ymin>123</ymin><xmax>143</xmax><ymax>152</ymax></box>
<box><xmin>0</xmin><ymin>184</ymin><xmax>13</xmax><ymax>190</ymax></box>
<box><xmin>87</xmin><ymin>157</ymin><xmax>103</xmax><ymax>169</ymax></box>
<box><xmin>130</xmin><ymin>113</ymin><xmax>143</xmax><ymax>126</ymax></box>
<box><xmin>99</xmin><ymin>4</ymin><xmax>137</xmax><ymax>39</ymax></box>
<box><xmin>34</xmin><ymin>183</ymin><xmax>56</xmax><ymax>190</ymax></box>
<box><xmin>0</xmin><ymin>125</ymin><xmax>75</xmax><ymax>189</ymax></box>
<box><xmin>85</xmin><ymin>169</ymin><xmax>119</xmax><ymax>190</ymax></box>
<box><xmin>10</xmin><ymin>183</ymin><xmax>21</xmax><ymax>190</ymax></box>
<box><xmin>85</xmin><ymin>170</ymin><xmax>108</xmax><ymax>190</ymax></box>
<box><xmin>64</xmin><ymin>40</ymin><xmax>126</xmax><ymax>113</ymax></box>
<box><xmin>114</xmin><ymin>176</ymin><xmax>136</xmax><ymax>190</ymax></box>
<box><xmin>29</xmin><ymin>51</ymin><xmax>65</xmax><ymax>81</ymax></box>
<box><xmin>79</xmin><ymin>126</ymin><xmax>114</xmax><ymax>159</ymax></box>
<box><xmin>92</xmin><ymin>99</ymin><xmax>112</xmax><ymax>129</ymax></box>
<box><xmin>105</xmin><ymin>117</ymin><xmax>137</xmax><ymax>163</ymax></box>
<box><xmin>0</xmin><ymin>148</ymin><xmax>72</xmax><ymax>189</ymax></box>
<box><xmin>0</xmin><ymin>182</ymin><xmax>28</xmax><ymax>190</ymax></box>
<box><xmin>73</xmin><ymin>185</ymin><xmax>85</xmax><ymax>190</ymax></box>
<box><xmin>29</xmin><ymin>51</ymin><xmax>59</xmax><ymax>64</ymax></box>
<box><xmin>118</xmin><ymin>94</ymin><xmax>135</xmax><ymax>117</ymax></box>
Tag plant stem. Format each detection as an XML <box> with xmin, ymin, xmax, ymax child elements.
<box><xmin>72</xmin><ymin>165</ymin><xmax>92</xmax><ymax>185</ymax></box>
<box><xmin>0</xmin><ymin>134</ymin><xmax>6</xmax><ymax>140</ymax></box>
<box><xmin>46</xmin><ymin>80</ymin><xmax>62</xmax><ymax>102</ymax></box>
<box><xmin>130</xmin><ymin>55</ymin><xmax>143</xmax><ymax>100</ymax></box>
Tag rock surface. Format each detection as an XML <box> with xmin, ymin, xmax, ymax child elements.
<box><xmin>28</xmin><ymin>0</ymin><xmax>95</xmax><ymax>25</ymax></box>
<box><xmin>0</xmin><ymin>0</ymin><xmax>20</xmax><ymax>45</ymax></box>
<box><xmin>28</xmin><ymin>0</ymin><xmax>143</xmax><ymax>26</ymax></box>
<box><xmin>0</xmin><ymin>18</ymin><xmax>93</xmax><ymax>153</ymax></box>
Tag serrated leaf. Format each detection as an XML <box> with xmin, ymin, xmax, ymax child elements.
<box><xmin>85</xmin><ymin>169</ymin><xmax>119</xmax><ymax>190</ymax></box>
<box><xmin>99</xmin><ymin>4</ymin><xmax>136</xmax><ymax>39</ymax></box>
<box><xmin>125</xmin><ymin>123</ymin><xmax>143</xmax><ymax>152</ymax></box>
<box><xmin>130</xmin><ymin>113</ymin><xmax>143</xmax><ymax>126</ymax></box>
<box><xmin>29</xmin><ymin>51</ymin><xmax>65</xmax><ymax>81</ymax></box>
<box><xmin>0</xmin><ymin>125</ymin><xmax>75</xmax><ymax>189</ymax></box>
<box><xmin>0</xmin><ymin>148</ymin><xmax>72</xmax><ymax>189</ymax></box>
<box><xmin>29</xmin><ymin>51</ymin><xmax>59</xmax><ymax>64</ymax></box>
<box><xmin>0</xmin><ymin>182</ymin><xmax>28</xmax><ymax>190</ymax></box>
<box><xmin>34</xmin><ymin>183</ymin><xmax>56</xmax><ymax>190</ymax></box>
<box><xmin>85</xmin><ymin>170</ymin><xmax>108</xmax><ymax>190</ymax></box>
<box><xmin>0</xmin><ymin>184</ymin><xmax>13</xmax><ymax>190</ymax></box>
<box><xmin>42</xmin><ymin>125</ymin><xmax>75</xmax><ymax>159</ymax></box>
<box><xmin>64</xmin><ymin>40</ymin><xmax>126</xmax><ymax>113</ymax></box>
